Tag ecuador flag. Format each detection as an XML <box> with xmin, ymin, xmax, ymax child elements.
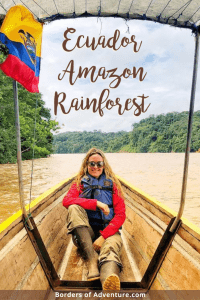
<box><xmin>0</xmin><ymin>5</ymin><xmax>43</xmax><ymax>93</ymax></box>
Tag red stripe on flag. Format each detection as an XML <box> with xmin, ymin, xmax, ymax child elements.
<box><xmin>0</xmin><ymin>54</ymin><xmax>39</xmax><ymax>93</ymax></box>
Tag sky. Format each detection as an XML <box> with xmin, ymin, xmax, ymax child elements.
<box><xmin>39</xmin><ymin>17</ymin><xmax>200</xmax><ymax>133</ymax></box>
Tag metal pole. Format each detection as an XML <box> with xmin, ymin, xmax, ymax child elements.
<box><xmin>13</xmin><ymin>80</ymin><xmax>33</xmax><ymax>230</ymax></box>
<box><xmin>170</xmin><ymin>28</ymin><xmax>200</xmax><ymax>232</ymax></box>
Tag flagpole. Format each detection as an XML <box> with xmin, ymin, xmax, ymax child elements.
<box><xmin>13</xmin><ymin>80</ymin><xmax>33</xmax><ymax>230</ymax></box>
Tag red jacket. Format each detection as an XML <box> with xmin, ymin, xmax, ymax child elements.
<box><xmin>62</xmin><ymin>183</ymin><xmax>126</xmax><ymax>239</ymax></box>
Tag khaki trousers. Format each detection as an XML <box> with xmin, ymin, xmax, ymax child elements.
<box><xmin>66</xmin><ymin>204</ymin><xmax>123</xmax><ymax>268</ymax></box>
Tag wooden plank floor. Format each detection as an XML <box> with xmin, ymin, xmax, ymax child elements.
<box><xmin>61</xmin><ymin>245</ymin><xmax>136</xmax><ymax>282</ymax></box>
<box><xmin>59</xmin><ymin>232</ymin><xmax>140</xmax><ymax>283</ymax></box>
<box><xmin>52</xmin><ymin>233</ymin><xmax>143</xmax><ymax>299</ymax></box>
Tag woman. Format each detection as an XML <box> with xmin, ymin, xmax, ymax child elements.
<box><xmin>62</xmin><ymin>148</ymin><xmax>126</xmax><ymax>290</ymax></box>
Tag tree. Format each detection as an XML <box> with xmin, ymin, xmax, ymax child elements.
<box><xmin>52</xmin><ymin>111</ymin><xmax>200</xmax><ymax>154</ymax></box>
<box><xmin>0</xmin><ymin>52</ymin><xmax>59</xmax><ymax>163</ymax></box>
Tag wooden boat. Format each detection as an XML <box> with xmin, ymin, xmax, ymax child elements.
<box><xmin>1</xmin><ymin>1</ymin><xmax>200</xmax><ymax>299</ymax></box>
<box><xmin>1</xmin><ymin>174</ymin><xmax>200</xmax><ymax>298</ymax></box>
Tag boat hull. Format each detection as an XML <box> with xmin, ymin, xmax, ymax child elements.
<box><xmin>0</xmin><ymin>175</ymin><xmax>200</xmax><ymax>295</ymax></box>
<box><xmin>120</xmin><ymin>177</ymin><xmax>200</xmax><ymax>290</ymax></box>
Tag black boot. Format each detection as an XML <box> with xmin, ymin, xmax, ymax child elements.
<box><xmin>73</xmin><ymin>226</ymin><xmax>100</xmax><ymax>281</ymax></box>
<box><xmin>100</xmin><ymin>261</ymin><xmax>121</xmax><ymax>290</ymax></box>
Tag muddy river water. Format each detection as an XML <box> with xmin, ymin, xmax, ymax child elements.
<box><xmin>0</xmin><ymin>153</ymin><xmax>200</xmax><ymax>227</ymax></box>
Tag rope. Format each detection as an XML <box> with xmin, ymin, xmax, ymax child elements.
<box><xmin>128</xmin><ymin>0</ymin><xmax>135</xmax><ymax>14</ymax></box>
<box><xmin>98</xmin><ymin>18</ymin><xmax>102</xmax><ymax>35</ymax></box>
<box><xmin>117</xmin><ymin>0</ymin><xmax>122</xmax><ymax>14</ymax></box>
<box><xmin>160</xmin><ymin>0</ymin><xmax>172</xmax><ymax>16</ymax></box>
<box><xmin>12</xmin><ymin>0</ymin><xmax>16</xmax><ymax>5</ymax></box>
<box><xmin>167</xmin><ymin>0</ymin><xmax>193</xmax><ymax>20</ymax></box>
<box><xmin>31</xmin><ymin>0</ymin><xmax>51</xmax><ymax>17</ymax></box>
<box><xmin>0</xmin><ymin>2</ymin><xmax>7</xmax><ymax>12</ymax></box>
<box><xmin>97</xmin><ymin>9</ymin><xmax>102</xmax><ymax>35</ymax></box>
<box><xmin>52</xmin><ymin>0</ymin><xmax>59</xmax><ymax>14</ymax></box>
<box><xmin>24</xmin><ymin>213</ymin><xmax>32</xmax><ymax>230</ymax></box>
<box><xmin>19</xmin><ymin>0</ymin><xmax>38</xmax><ymax>19</ymax></box>
<box><xmin>124</xmin><ymin>19</ymin><xmax>130</xmax><ymax>34</ymax></box>
<box><xmin>29</xmin><ymin>94</ymin><xmax>38</xmax><ymax>214</ymax></box>
<box><xmin>97</xmin><ymin>1</ymin><xmax>101</xmax><ymax>17</ymax></box>
<box><xmin>177</xmin><ymin>0</ymin><xmax>193</xmax><ymax>18</ymax></box>
<box><xmin>73</xmin><ymin>0</ymin><xmax>76</xmax><ymax>16</ymax></box>
<box><xmin>188</xmin><ymin>5</ymin><xmax>200</xmax><ymax>22</ymax></box>
<box><xmin>145</xmin><ymin>0</ymin><xmax>155</xmax><ymax>15</ymax></box>
<box><xmin>97</xmin><ymin>1</ymin><xmax>102</xmax><ymax>35</ymax></box>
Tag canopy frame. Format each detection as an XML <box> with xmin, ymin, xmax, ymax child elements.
<box><xmin>1</xmin><ymin>0</ymin><xmax>200</xmax><ymax>31</ymax></box>
<box><xmin>170</xmin><ymin>27</ymin><xmax>200</xmax><ymax>232</ymax></box>
<box><xmin>3</xmin><ymin>5</ymin><xmax>200</xmax><ymax>291</ymax></box>
<box><xmin>23</xmin><ymin>214</ymin><xmax>181</xmax><ymax>291</ymax></box>
<box><xmin>40</xmin><ymin>12</ymin><xmax>198</xmax><ymax>32</ymax></box>
<box><xmin>20</xmin><ymin>21</ymin><xmax>200</xmax><ymax>291</ymax></box>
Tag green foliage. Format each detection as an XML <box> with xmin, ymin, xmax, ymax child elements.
<box><xmin>129</xmin><ymin>111</ymin><xmax>197</xmax><ymax>153</ymax></box>
<box><xmin>53</xmin><ymin>130</ymin><xmax>129</xmax><ymax>154</ymax></box>
<box><xmin>53</xmin><ymin>111</ymin><xmax>200</xmax><ymax>154</ymax></box>
<box><xmin>0</xmin><ymin>53</ymin><xmax>59</xmax><ymax>164</ymax></box>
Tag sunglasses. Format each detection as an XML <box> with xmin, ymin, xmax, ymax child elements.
<box><xmin>87</xmin><ymin>161</ymin><xmax>104</xmax><ymax>168</ymax></box>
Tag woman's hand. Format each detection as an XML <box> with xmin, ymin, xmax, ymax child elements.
<box><xmin>97</xmin><ymin>201</ymin><xmax>110</xmax><ymax>215</ymax></box>
<box><xmin>93</xmin><ymin>236</ymin><xmax>105</xmax><ymax>252</ymax></box>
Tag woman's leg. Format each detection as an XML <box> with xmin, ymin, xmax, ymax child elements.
<box><xmin>66</xmin><ymin>204</ymin><xmax>91</xmax><ymax>233</ymax></box>
<box><xmin>99</xmin><ymin>232</ymin><xmax>123</xmax><ymax>290</ymax></box>
<box><xmin>66</xmin><ymin>204</ymin><xmax>99</xmax><ymax>281</ymax></box>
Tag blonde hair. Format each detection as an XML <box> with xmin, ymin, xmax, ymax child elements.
<box><xmin>74</xmin><ymin>148</ymin><xmax>124</xmax><ymax>197</ymax></box>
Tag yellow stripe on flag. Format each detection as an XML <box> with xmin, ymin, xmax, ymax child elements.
<box><xmin>0</xmin><ymin>5</ymin><xmax>43</xmax><ymax>57</ymax></box>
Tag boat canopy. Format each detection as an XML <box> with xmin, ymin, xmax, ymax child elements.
<box><xmin>0</xmin><ymin>0</ymin><xmax>199</xmax><ymax>292</ymax></box>
<box><xmin>0</xmin><ymin>0</ymin><xmax>200</xmax><ymax>31</ymax></box>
